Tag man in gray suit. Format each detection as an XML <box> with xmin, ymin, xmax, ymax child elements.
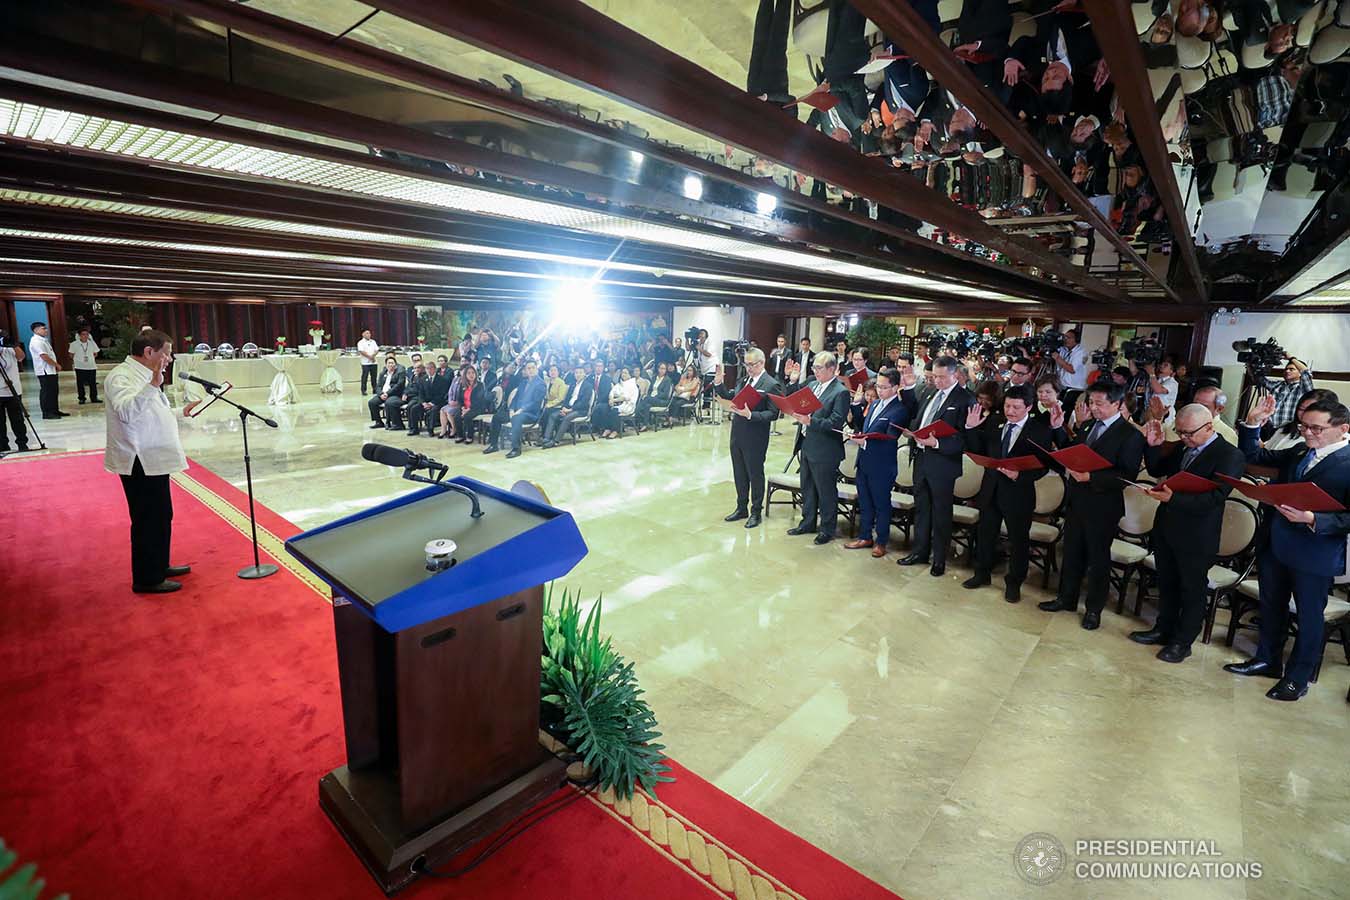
<box><xmin>786</xmin><ymin>351</ymin><xmax>851</xmax><ymax>544</ymax></box>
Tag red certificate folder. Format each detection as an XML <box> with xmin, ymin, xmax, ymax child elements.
<box><xmin>769</xmin><ymin>386</ymin><xmax>824</xmax><ymax>417</ymax></box>
<box><xmin>902</xmin><ymin>419</ymin><xmax>958</xmax><ymax>441</ymax></box>
<box><xmin>1030</xmin><ymin>441</ymin><xmax>1112</xmax><ymax>472</ymax></box>
<box><xmin>844</xmin><ymin>368</ymin><xmax>870</xmax><ymax>390</ymax></box>
<box><xmin>850</xmin><ymin>432</ymin><xmax>897</xmax><ymax>441</ymax></box>
<box><xmin>1216</xmin><ymin>475</ymin><xmax>1346</xmax><ymax>512</ymax></box>
<box><xmin>728</xmin><ymin>383</ymin><xmax>761</xmax><ymax>410</ymax></box>
<box><xmin>966</xmin><ymin>453</ymin><xmax>1045</xmax><ymax>471</ymax></box>
<box><xmin>1161</xmin><ymin>470</ymin><xmax>1221</xmax><ymax>494</ymax></box>
<box><xmin>791</xmin><ymin>82</ymin><xmax>839</xmax><ymax>112</ymax></box>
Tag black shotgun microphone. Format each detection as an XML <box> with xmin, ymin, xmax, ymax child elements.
<box><xmin>181</xmin><ymin>372</ymin><xmax>226</xmax><ymax>392</ymax></box>
<box><xmin>362</xmin><ymin>442</ymin><xmax>442</xmax><ymax>472</ymax></box>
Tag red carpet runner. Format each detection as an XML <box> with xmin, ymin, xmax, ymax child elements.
<box><xmin>0</xmin><ymin>452</ymin><xmax>902</xmax><ymax>900</ymax></box>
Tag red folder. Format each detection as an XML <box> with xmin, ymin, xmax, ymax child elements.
<box><xmin>851</xmin><ymin>432</ymin><xmax>898</xmax><ymax>441</ymax></box>
<box><xmin>729</xmin><ymin>383</ymin><xmax>761</xmax><ymax>410</ymax></box>
<box><xmin>844</xmin><ymin>368</ymin><xmax>870</xmax><ymax>390</ymax></box>
<box><xmin>770</xmin><ymin>386</ymin><xmax>824</xmax><ymax>417</ymax></box>
<box><xmin>790</xmin><ymin>82</ymin><xmax>839</xmax><ymax>112</ymax></box>
<box><xmin>1160</xmin><ymin>470</ymin><xmax>1221</xmax><ymax>494</ymax></box>
<box><xmin>903</xmin><ymin>419</ymin><xmax>958</xmax><ymax>441</ymax></box>
<box><xmin>1030</xmin><ymin>440</ymin><xmax>1112</xmax><ymax>472</ymax></box>
<box><xmin>1216</xmin><ymin>475</ymin><xmax>1346</xmax><ymax>512</ymax></box>
<box><xmin>966</xmin><ymin>453</ymin><xmax>1045</xmax><ymax>472</ymax></box>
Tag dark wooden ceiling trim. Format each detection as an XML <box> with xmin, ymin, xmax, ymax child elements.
<box><xmin>851</xmin><ymin>0</ymin><xmax>1182</xmax><ymax>305</ymax></box>
<box><xmin>1086</xmin><ymin>1</ymin><xmax>1208</xmax><ymax>302</ymax></box>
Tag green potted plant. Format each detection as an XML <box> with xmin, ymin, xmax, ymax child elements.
<box><xmin>0</xmin><ymin>838</ymin><xmax>68</xmax><ymax>899</ymax></box>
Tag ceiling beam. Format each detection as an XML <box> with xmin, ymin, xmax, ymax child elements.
<box><xmin>851</xmin><ymin>0</ymin><xmax>1182</xmax><ymax>305</ymax></box>
<box><xmin>359</xmin><ymin>0</ymin><xmax>1127</xmax><ymax>301</ymax></box>
<box><xmin>1086</xmin><ymin>1</ymin><xmax>1207</xmax><ymax>302</ymax></box>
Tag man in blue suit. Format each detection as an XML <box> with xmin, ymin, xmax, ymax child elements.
<box><xmin>1226</xmin><ymin>397</ymin><xmax>1350</xmax><ymax>701</ymax></box>
<box><xmin>844</xmin><ymin>368</ymin><xmax>911</xmax><ymax>558</ymax></box>
<box><xmin>485</xmin><ymin>359</ymin><xmax>546</xmax><ymax>459</ymax></box>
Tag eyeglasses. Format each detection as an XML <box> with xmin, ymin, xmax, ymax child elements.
<box><xmin>1175</xmin><ymin>422</ymin><xmax>1212</xmax><ymax>439</ymax></box>
<box><xmin>1296</xmin><ymin>422</ymin><xmax>1335</xmax><ymax>435</ymax></box>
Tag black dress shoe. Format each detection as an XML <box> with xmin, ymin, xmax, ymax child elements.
<box><xmin>786</xmin><ymin>525</ymin><xmax>813</xmax><ymax>536</ymax></box>
<box><xmin>133</xmin><ymin>579</ymin><xmax>182</xmax><ymax>594</ymax></box>
<box><xmin>896</xmin><ymin>553</ymin><xmax>929</xmax><ymax>567</ymax></box>
<box><xmin>407</xmin><ymin>429</ymin><xmax>419</xmax><ymax>436</ymax></box>
<box><xmin>1266</xmin><ymin>679</ymin><xmax>1308</xmax><ymax>702</ymax></box>
<box><xmin>814</xmin><ymin>533</ymin><xmax>833</xmax><ymax>545</ymax></box>
<box><xmin>1157</xmin><ymin>644</ymin><xmax>1191</xmax><ymax>663</ymax></box>
<box><xmin>1129</xmin><ymin>628</ymin><xmax>1166</xmax><ymax>645</ymax></box>
<box><xmin>505</xmin><ymin>449</ymin><xmax>521</xmax><ymax>459</ymax></box>
<box><xmin>724</xmin><ymin>509</ymin><xmax>749</xmax><ymax>522</ymax></box>
<box><xmin>744</xmin><ymin>514</ymin><xmax>761</xmax><ymax>529</ymax></box>
<box><xmin>930</xmin><ymin>562</ymin><xmax>945</xmax><ymax>576</ymax></box>
<box><xmin>962</xmin><ymin>574</ymin><xmax>991</xmax><ymax>589</ymax></box>
<box><xmin>1038</xmin><ymin>599</ymin><xmax>1075</xmax><ymax>612</ymax></box>
<box><xmin>483</xmin><ymin>444</ymin><xmax>499</xmax><ymax>454</ymax></box>
<box><xmin>1004</xmin><ymin>582</ymin><xmax>1021</xmax><ymax>603</ymax></box>
<box><xmin>369</xmin><ymin>422</ymin><xmax>383</xmax><ymax>429</ymax></box>
<box><xmin>1223</xmin><ymin>658</ymin><xmax>1283</xmax><ymax>679</ymax></box>
<box><xmin>1081</xmin><ymin>611</ymin><xmax>1101</xmax><ymax>630</ymax></box>
<box><xmin>165</xmin><ymin>565</ymin><xmax>191</xmax><ymax>577</ymax></box>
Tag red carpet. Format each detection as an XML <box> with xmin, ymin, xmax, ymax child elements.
<box><xmin>0</xmin><ymin>452</ymin><xmax>902</xmax><ymax>900</ymax></box>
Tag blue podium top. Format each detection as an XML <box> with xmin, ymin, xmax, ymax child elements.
<box><xmin>284</xmin><ymin>476</ymin><xmax>587</xmax><ymax>632</ymax></box>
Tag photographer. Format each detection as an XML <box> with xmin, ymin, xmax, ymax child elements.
<box><xmin>1051</xmin><ymin>328</ymin><xmax>1089</xmax><ymax>406</ymax></box>
<box><xmin>1258</xmin><ymin>357</ymin><xmax>1314</xmax><ymax>432</ymax></box>
<box><xmin>693</xmin><ymin>328</ymin><xmax>717</xmax><ymax>380</ymax></box>
<box><xmin>0</xmin><ymin>335</ymin><xmax>28</xmax><ymax>453</ymax></box>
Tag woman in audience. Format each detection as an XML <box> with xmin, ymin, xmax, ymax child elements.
<box><xmin>672</xmin><ymin>364</ymin><xmax>702</xmax><ymax>419</ymax></box>
<box><xmin>847</xmin><ymin>383</ymin><xmax>877</xmax><ymax>434</ymax></box>
<box><xmin>537</xmin><ymin>363</ymin><xmax>568</xmax><ymax>440</ymax></box>
<box><xmin>596</xmin><ymin>367</ymin><xmax>639</xmax><ymax>438</ymax></box>
<box><xmin>1033</xmin><ymin>377</ymin><xmax>1062</xmax><ymax>423</ymax></box>
<box><xmin>436</xmin><ymin>363</ymin><xmax>470</xmax><ymax>439</ymax></box>
<box><xmin>452</xmin><ymin>364</ymin><xmax>491</xmax><ymax>444</ymax></box>
<box><xmin>975</xmin><ymin>379</ymin><xmax>1002</xmax><ymax>415</ymax></box>
<box><xmin>641</xmin><ymin>361</ymin><xmax>675</xmax><ymax>428</ymax></box>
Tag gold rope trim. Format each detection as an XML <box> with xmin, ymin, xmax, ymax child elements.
<box><xmin>170</xmin><ymin>469</ymin><xmax>331</xmax><ymax>602</ymax></box>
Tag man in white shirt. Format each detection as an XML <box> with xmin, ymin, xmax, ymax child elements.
<box><xmin>105</xmin><ymin>329</ymin><xmax>198</xmax><ymax>594</ymax></box>
<box><xmin>357</xmin><ymin>329</ymin><xmax>380</xmax><ymax>396</ymax></box>
<box><xmin>1143</xmin><ymin>359</ymin><xmax>1178</xmax><ymax>425</ymax></box>
<box><xmin>29</xmin><ymin>322</ymin><xmax>67</xmax><ymax>419</ymax></box>
<box><xmin>1052</xmin><ymin>328</ymin><xmax>1089</xmax><ymax>405</ymax></box>
<box><xmin>0</xmin><ymin>334</ymin><xmax>28</xmax><ymax>453</ymax></box>
<box><xmin>69</xmin><ymin>325</ymin><xmax>102</xmax><ymax>405</ymax></box>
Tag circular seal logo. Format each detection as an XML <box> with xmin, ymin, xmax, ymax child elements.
<box><xmin>1014</xmin><ymin>832</ymin><xmax>1067</xmax><ymax>885</ymax></box>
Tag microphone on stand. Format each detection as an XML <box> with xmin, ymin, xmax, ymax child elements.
<box><xmin>181</xmin><ymin>372</ymin><xmax>226</xmax><ymax>392</ymax></box>
<box><xmin>361</xmin><ymin>443</ymin><xmax>483</xmax><ymax>518</ymax></box>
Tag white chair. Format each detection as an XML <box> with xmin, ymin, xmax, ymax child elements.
<box><xmin>1231</xmin><ymin>581</ymin><xmax>1350</xmax><ymax>682</ymax></box>
<box><xmin>949</xmin><ymin>453</ymin><xmax>984</xmax><ymax>559</ymax></box>
<box><xmin>836</xmin><ymin>440</ymin><xmax>860</xmax><ymax>534</ymax></box>
<box><xmin>1002</xmin><ymin>472</ymin><xmax>1066</xmax><ymax>589</ymax></box>
<box><xmin>1110</xmin><ymin>488</ymin><xmax>1160</xmax><ymax>614</ymax></box>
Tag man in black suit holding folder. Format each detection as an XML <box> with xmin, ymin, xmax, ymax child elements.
<box><xmin>1130</xmin><ymin>405</ymin><xmax>1245</xmax><ymax>662</ymax></box>
<box><xmin>717</xmin><ymin>348</ymin><xmax>783</xmax><ymax>529</ymax></box>
<box><xmin>786</xmin><ymin>351</ymin><xmax>850</xmax><ymax>544</ymax></box>
<box><xmin>898</xmin><ymin>355</ymin><xmax>971</xmax><ymax>576</ymax></box>
<box><xmin>961</xmin><ymin>384</ymin><xmax>1053</xmax><ymax>602</ymax></box>
<box><xmin>1039</xmin><ymin>380</ymin><xmax>1146</xmax><ymax>630</ymax></box>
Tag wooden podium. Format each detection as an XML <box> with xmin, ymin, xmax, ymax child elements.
<box><xmin>286</xmin><ymin>476</ymin><xmax>588</xmax><ymax>894</ymax></box>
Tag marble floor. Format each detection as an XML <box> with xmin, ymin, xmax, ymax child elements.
<box><xmin>11</xmin><ymin>373</ymin><xmax>1350</xmax><ymax>900</ymax></box>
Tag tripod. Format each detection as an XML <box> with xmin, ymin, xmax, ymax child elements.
<box><xmin>0</xmin><ymin>346</ymin><xmax>45</xmax><ymax>457</ymax></box>
<box><xmin>203</xmin><ymin>386</ymin><xmax>280</xmax><ymax>579</ymax></box>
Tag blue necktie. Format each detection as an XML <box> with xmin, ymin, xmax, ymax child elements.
<box><xmin>1002</xmin><ymin>423</ymin><xmax>1017</xmax><ymax>457</ymax></box>
<box><xmin>1295</xmin><ymin>448</ymin><xmax>1316</xmax><ymax>480</ymax></box>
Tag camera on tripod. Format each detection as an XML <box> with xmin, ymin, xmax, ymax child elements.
<box><xmin>722</xmin><ymin>339</ymin><xmax>750</xmax><ymax>366</ymax></box>
<box><xmin>1024</xmin><ymin>327</ymin><xmax>1065</xmax><ymax>359</ymax></box>
<box><xmin>1232</xmin><ymin>337</ymin><xmax>1286</xmax><ymax>370</ymax></box>
<box><xmin>1122</xmin><ymin>337</ymin><xmax>1162</xmax><ymax>366</ymax></box>
<box><xmin>1090</xmin><ymin>348</ymin><xmax>1118</xmax><ymax>370</ymax></box>
<box><xmin>683</xmin><ymin>326</ymin><xmax>702</xmax><ymax>346</ymax></box>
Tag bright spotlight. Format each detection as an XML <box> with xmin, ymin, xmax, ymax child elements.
<box><xmin>546</xmin><ymin>279</ymin><xmax>597</xmax><ymax>313</ymax></box>
<box><xmin>755</xmin><ymin>192</ymin><xmax>777</xmax><ymax>215</ymax></box>
<box><xmin>683</xmin><ymin>174</ymin><xmax>703</xmax><ymax>200</ymax></box>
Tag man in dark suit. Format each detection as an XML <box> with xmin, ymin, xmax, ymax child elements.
<box><xmin>786</xmin><ymin>337</ymin><xmax>815</xmax><ymax>388</ymax></box>
<box><xmin>961</xmin><ymin>384</ymin><xmax>1053</xmax><ymax>602</ymax></box>
<box><xmin>410</xmin><ymin>354</ymin><xmax>452</xmax><ymax>437</ymax></box>
<box><xmin>898</xmin><ymin>355</ymin><xmax>971</xmax><ymax>576</ymax></box>
<box><xmin>786</xmin><ymin>352</ymin><xmax>851</xmax><ymax>544</ymax></box>
<box><xmin>1003</xmin><ymin>2</ymin><xmax>1110</xmax><ymax>123</ymax></box>
<box><xmin>486</xmin><ymin>359</ymin><xmax>547</xmax><ymax>458</ymax></box>
<box><xmin>541</xmin><ymin>362</ymin><xmax>594</xmax><ymax>447</ymax></box>
<box><xmin>768</xmin><ymin>334</ymin><xmax>792</xmax><ymax>384</ymax></box>
<box><xmin>1130</xmin><ymin>405</ymin><xmax>1247</xmax><ymax>662</ymax></box>
<box><xmin>716</xmin><ymin>348</ymin><xmax>783</xmax><ymax>529</ymax></box>
<box><xmin>584</xmin><ymin>359</ymin><xmax>613</xmax><ymax>439</ymax></box>
<box><xmin>401</xmin><ymin>362</ymin><xmax>432</xmax><ymax>435</ymax></box>
<box><xmin>844</xmin><ymin>368</ymin><xmax>910</xmax><ymax>557</ymax></box>
<box><xmin>1225</xmin><ymin>397</ymin><xmax>1350</xmax><ymax>701</ymax></box>
<box><xmin>1038</xmin><ymin>381</ymin><xmax>1147</xmax><ymax>629</ymax></box>
<box><xmin>367</xmin><ymin>355</ymin><xmax>407</xmax><ymax>430</ymax></box>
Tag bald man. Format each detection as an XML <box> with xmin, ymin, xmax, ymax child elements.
<box><xmin>1130</xmin><ymin>404</ymin><xmax>1246</xmax><ymax>662</ymax></box>
<box><xmin>1164</xmin><ymin>384</ymin><xmax>1236</xmax><ymax>444</ymax></box>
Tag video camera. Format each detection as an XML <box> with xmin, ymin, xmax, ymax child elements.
<box><xmin>684</xmin><ymin>326</ymin><xmax>703</xmax><ymax>346</ymax></box>
<box><xmin>1090</xmin><ymin>348</ymin><xmax>1118</xmax><ymax>370</ymax></box>
<box><xmin>722</xmin><ymin>339</ymin><xmax>750</xmax><ymax>366</ymax></box>
<box><xmin>1023</xmin><ymin>327</ymin><xmax>1065</xmax><ymax>359</ymax></box>
<box><xmin>1122</xmin><ymin>337</ymin><xmax>1162</xmax><ymax>366</ymax></box>
<box><xmin>1231</xmin><ymin>337</ymin><xmax>1286</xmax><ymax>369</ymax></box>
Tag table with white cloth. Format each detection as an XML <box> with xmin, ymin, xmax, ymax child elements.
<box><xmin>318</xmin><ymin>349</ymin><xmax>344</xmax><ymax>394</ymax></box>
<box><xmin>191</xmin><ymin>349</ymin><xmax>457</xmax><ymax>391</ymax></box>
<box><xmin>265</xmin><ymin>353</ymin><xmax>299</xmax><ymax>405</ymax></box>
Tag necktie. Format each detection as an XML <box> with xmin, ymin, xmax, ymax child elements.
<box><xmin>1295</xmin><ymin>448</ymin><xmax>1317</xmax><ymax>479</ymax></box>
<box><xmin>865</xmin><ymin>400</ymin><xmax>880</xmax><ymax>431</ymax></box>
<box><xmin>1002</xmin><ymin>422</ymin><xmax>1017</xmax><ymax>457</ymax></box>
<box><xmin>921</xmin><ymin>390</ymin><xmax>946</xmax><ymax>429</ymax></box>
<box><xmin>1087</xmin><ymin>420</ymin><xmax>1104</xmax><ymax>446</ymax></box>
<box><xmin>1180</xmin><ymin>446</ymin><xmax>1199</xmax><ymax>471</ymax></box>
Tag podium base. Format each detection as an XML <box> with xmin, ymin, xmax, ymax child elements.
<box><xmin>319</xmin><ymin>750</ymin><xmax>568</xmax><ymax>895</ymax></box>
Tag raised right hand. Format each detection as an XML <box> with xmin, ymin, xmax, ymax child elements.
<box><xmin>1144</xmin><ymin>419</ymin><xmax>1164</xmax><ymax>447</ymax></box>
<box><xmin>1246</xmin><ymin>393</ymin><xmax>1276</xmax><ymax>427</ymax></box>
<box><xmin>1003</xmin><ymin>58</ymin><xmax>1024</xmax><ymax>87</ymax></box>
<box><xmin>1048</xmin><ymin>400</ymin><xmax>1065</xmax><ymax>430</ymax></box>
<box><xmin>965</xmin><ymin>405</ymin><xmax>988</xmax><ymax>429</ymax></box>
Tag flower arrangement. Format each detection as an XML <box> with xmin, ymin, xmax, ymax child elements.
<box><xmin>276</xmin><ymin>335</ymin><xmax>287</xmax><ymax>352</ymax></box>
<box><xmin>416</xmin><ymin>334</ymin><xmax>427</xmax><ymax>349</ymax></box>
<box><xmin>308</xmin><ymin>320</ymin><xmax>326</xmax><ymax>349</ymax></box>
<box><xmin>183</xmin><ymin>335</ymin><xmax>193</xmax><ymax>345</ymax></box>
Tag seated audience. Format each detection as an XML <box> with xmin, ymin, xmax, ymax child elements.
<box><xmin>367</xmin><ymin>355</ymin><xmax>407</xmax><ymax>430</ymax></box>
<box><xmin>451</xmin><ymin>364</ymin><xmax>490</xmax><ymax>444</ymax></box>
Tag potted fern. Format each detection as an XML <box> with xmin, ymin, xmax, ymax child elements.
<box><xmin>541</xmin><ymin>585</ymin><xmax>672</xmax><ymax>800</ymax></box>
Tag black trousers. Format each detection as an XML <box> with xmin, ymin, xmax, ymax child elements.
<box><xmin>729</xmin><ymin>437</ymin><xmax>769</xmax><ymax>513</ymax></box>
<box><xmin>1056</xmin><ymin>503</ymin><xmax>1117</xmax><ymax>613</ymax></box>
<box><xmin>406</xmin><ymin>402</ymin><xmax>437</xmax><ymax>434</ymax></box>
<box><xmin>1152</xmin><ymin>538</ymin><xmax>1209</xmax><ymax>647</ymax></box>
<box><xmin>746</xmin><ymin>0</ymin><xmax>792</xmax><ymax>99</ymax></box>
<box><xmin>0</xmin><ymin>394</ymin><xmax>27</xmax><ymax>449</ymax></box>
<box><xmin>75</xmin><ymin>368</ymin><xmax>99</xmax><ymax>402</ymax></box>
<box><xmin>37</xmin><ymin>373</ymin><xmax>59</xmax><ymax>415</ymax></box>
<box><xmin>360</xmin><ymin>364</ymin><xmax>377</xmax><ymax>394</ymax></box>
<box><xmin>911</xmin><ymin>455</ymin><xmax>957</xmax><ymax>565</ymax></box>
<box><xmin>119</xmin><ymin>457</ymin><xmax>173</xmax><ymax>587</ymax></box>
<box><xmin>798</xmin><ymin>456</ymin><xmax>841</xmax><ymax>536</ymax></box>
<box><xmin>975</xmin><ymin>493</ymin><xmax>1032</xmax><ymax>586</ymax></box>
<box><xmin>453</xmin><ymin>407</ymin><xmax>482</xmax><ymax>441</ymax></box>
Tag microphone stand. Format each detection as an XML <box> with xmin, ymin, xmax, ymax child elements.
<box><xmin>203</xmin><ymin>385</ymin><xmax>280</xmax><ymax>579</ymax></box>
<box><xmin>400</xmin><ymin>461</ymin><xmax>485</xmax><ymax>518</ymax></box>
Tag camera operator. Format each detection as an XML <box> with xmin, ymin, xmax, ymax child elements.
<box><xmin>1142</xmin><ymin>358</ymin><xmax>1178</xmax><ymax>425</ymax></box>
<box><xmin>1051</xmin><ymin>328</ymin><xmax>1089</xmax><ymax>406</ymax></box>
<box><xmin>1257</xmin><ymin>356</ymin><xmax>1314</xmax><ymax>433</ymax></box>
<box><xmin>0</xmin><ymin>334</ymin><xmax>28</xmax><ymax>453</ymax></box>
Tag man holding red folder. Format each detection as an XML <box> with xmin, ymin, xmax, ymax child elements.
<box><xmin>785</xmin><ymin>352</ymin><xmax>851</xmax><ymax>544</ymax></box>
<box><xmin>844</xmin><ymin>368</ymin><xmax>910</xmax><ymax>557</ymax></box>
<box><xmin>1225</xmin><ymin>397</ymin><xmax>1350</xmax><ymax>701</ymax></box>
<box><xmin>961</xmin><ymin>384</ymin><xmax>1052</xmax><ymax>602</ymax></box>
<box><xmin>1129</xmin><ymin>405</ymin><xmax>1245</xmax><ymax>662</ymax></box>
<box><xmin>898</xmin><ymin>355</ymin><xmax>972</xmax><ymax>576</ymax></box>
<box><xmin>715</xmin><ymin>348</ymin><xmax>783</xmax><ymax>529</ymax></box>
<box><xmin>1038</xmin><ymin>380</ymin><xmax>1146</xmax><ymax>629</ymax></box>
